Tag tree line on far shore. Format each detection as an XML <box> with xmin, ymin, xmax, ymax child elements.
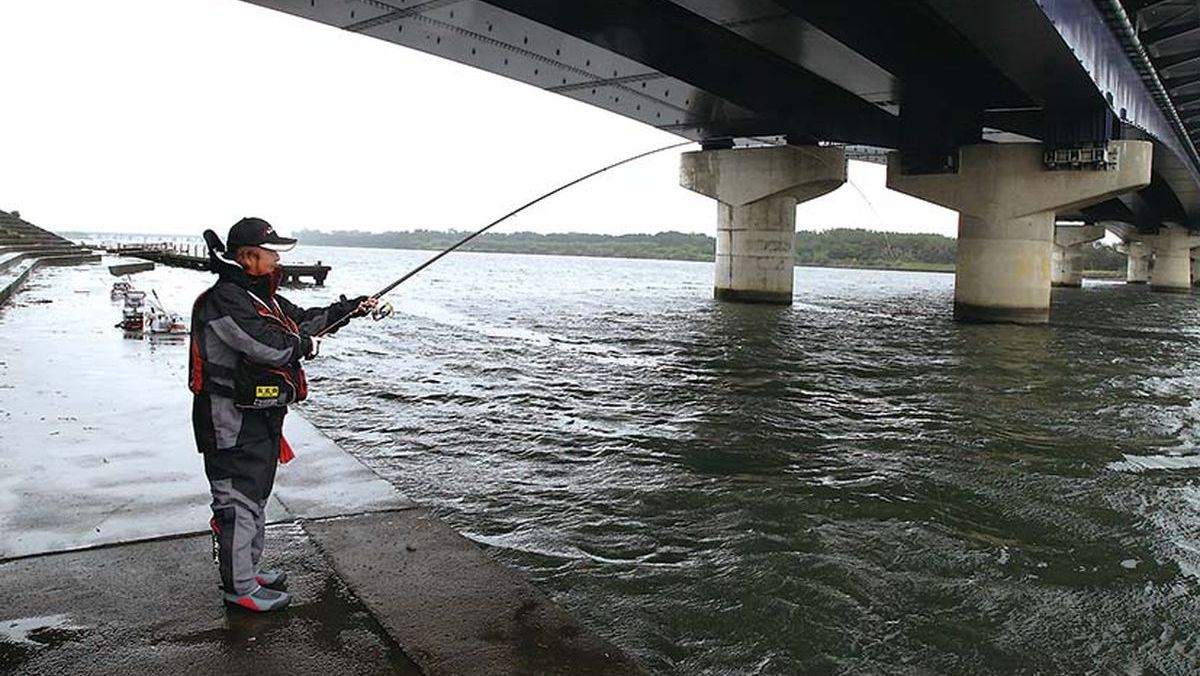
<box><xmin>296</xmin><ymin>229</ymin><xmax>716</xmax><ymax>261</ymax></box>
<box><xmin>294</xmin><ymin>228</ymin><xmax>1129</xmax><ymax>271</ymax></box>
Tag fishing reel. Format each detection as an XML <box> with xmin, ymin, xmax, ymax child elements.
<box><xmin>342</xmin><ymin>294</ymin><xmax>393</xmax><ymax>322</ymax></box>
<box><xmin>371</xmin><ymin>302</ymin><xmax>393</xmax><ymax>321</ymax></box>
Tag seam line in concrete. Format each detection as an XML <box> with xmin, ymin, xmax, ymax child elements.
<box><xmin>0</xmin><ymin>507</ymin><xmax>423</xmax><ymax>564</ymax></box>
<box><xmin>0</xmin><ymin>528</ymin><xmax>213</xmax><ymax>564</ymax></box>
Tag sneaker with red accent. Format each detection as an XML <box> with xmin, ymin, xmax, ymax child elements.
<box><xmin>224</xmin><ymin>585</ymin><xmax>291</xmax><ymax>612</ymax></box>
<box><xmin>255</xmin><ymin>569</ymin><xmax>288</xmax><ymax>590</ymax></box>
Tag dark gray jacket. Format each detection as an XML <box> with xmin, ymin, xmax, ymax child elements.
<box><xmin>189</xmin><ymin>263</ymin><xmax>355</xmax><ymax>453</ymax></box>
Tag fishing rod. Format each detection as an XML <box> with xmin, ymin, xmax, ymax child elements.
<box><xmin>149</xmin><ymin>288</ymin><xmax>165</xmax><ymax>312</ymax></box>
<box><xmin>315</xmin><ymin>139</ymin><xmax>696</xmax><ymax>338</ymax></box>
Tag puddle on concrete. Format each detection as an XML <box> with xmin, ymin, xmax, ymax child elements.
<box><xmin>0</xmin><ymin>613</ymin><xmax>89</xmax><ymax>672</ymax></box>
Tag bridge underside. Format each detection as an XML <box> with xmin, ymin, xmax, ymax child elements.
<box><xmin>232</xmin><ymin>0</ymin><xmax>1200</xmax><ymax>317</ymax></box>
<box><xmin>247</xmin><ymin>0</ymin><xmax>910</xmax><ymax>146</ymax></box>
<box><xmin>244</xmin><ymin>0</ymin><xmax>1200</xmax><ymax>235</ymax></box>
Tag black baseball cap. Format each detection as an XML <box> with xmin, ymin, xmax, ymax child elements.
<box><xmin>224</xmin><ymin>217</ymin><xmax>297</xmax><ymax>258</ymax></box>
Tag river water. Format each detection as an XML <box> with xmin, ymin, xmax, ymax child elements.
<box><xmin>119</xmin><ymin>245</ymin><xmax>1200</xmax><ymax>673</ymax></box>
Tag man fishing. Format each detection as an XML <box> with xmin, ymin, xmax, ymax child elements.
<box><xmin>180</xmin><ymin>143</ymin><xmax>686</xmax><ymax>612</ymax></box>
<box><xmin>188</xmin><ymin>217</ymin><xmax>376</xmax><ymax>612</ymax></box>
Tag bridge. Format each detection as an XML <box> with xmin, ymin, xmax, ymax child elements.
<box><xmin>241</xmin><ymin>0</ymin><xmax>1200</xmax><ymax>322</ymax></box>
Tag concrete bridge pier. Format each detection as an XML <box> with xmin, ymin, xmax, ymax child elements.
<box><xmin>887</xmin><ymin>142</ymin><xmax>1152</xmax><ymax>323</ymax></box>
<box><xmin>1117</xmin><ymin>241</ymin><xmax>1151</xmax><ymax>284</ymax></box>
<box><xmin>1192</xmin><ymin>253</ymin><xmax>1200</xmax><ymax>287</ymax></box>
<box><xmin>1051</xmin><ymin>223</ymin><xmax>1105</xmax><ymax>288</ymax></box>
<box><xmin>680</xmin><ymin>146</ymin><xmax>846</xmax><ymax>304</ymax></box>
<box><xmin>1148</xmin><ymin>226</ymin><xmax>1198</xmax><ymax>293</ymax></box>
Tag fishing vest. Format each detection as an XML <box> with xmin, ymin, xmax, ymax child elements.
<box><xmin>189</xmin><ymin>287</ymin><xmax>309</xmax><ymax>408</ymax></box>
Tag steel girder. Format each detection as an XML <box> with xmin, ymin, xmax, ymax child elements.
<box><xmin>238</xmin><ymin>0</ymin><xmax>1200</xmax><ymax>229</ymax></box>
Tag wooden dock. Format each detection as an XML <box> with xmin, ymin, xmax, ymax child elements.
<box><xmin>111</xmin><ymin>243</ymin><xmax>331</xmax><ymax>286</ymax></box>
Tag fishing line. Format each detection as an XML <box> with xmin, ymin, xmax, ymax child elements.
<box><xmin>316</xmin><ymin>139</ymin><xmax>696</xmax><ymax>337</ymax></box>
<box><xmin>844</xmin><ymin>174</ymin><xmax>899</xmax><ymax>263</ymax></box>
<box><xmin>744</xmin><ymin>141</ymin><xmax>900</xmax><ymax>264</ymax></box>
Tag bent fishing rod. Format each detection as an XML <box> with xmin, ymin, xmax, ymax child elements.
<box><xmin>316</xmin><ymin>139</ymin><xmax>695</xmax><ymax>338</ymax></box>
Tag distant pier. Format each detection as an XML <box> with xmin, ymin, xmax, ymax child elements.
<box><xmin>110</xmin><ymin>242</ymin><xmax>331</xmax><ymax>285</ymax></box>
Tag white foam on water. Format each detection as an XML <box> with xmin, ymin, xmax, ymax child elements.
<box><xmin>793</xmin><ymin>301</ymin><xmax>835</xmax><ymax>314</ymax></box>
<box><xmin>464</xmin><ymin>530</ymin><xmax>684</xmax><ymax>568</ymax></box>
<box><xmin>1143</xmin><ymin>485</ymin><xmax>1200</xmax><ymax>579</ymax></box>
<box><xmin>397</xmin><ymin>297</ymin><xmax>663</xmax><ymax>368</ymax></box>
<box><xmin>394</xmin><ymin>298</ymin><xmax>554</xmax><ymax>346</ymax></box>
<box><xmin>1106</xmin><ymin>453</ymin><xmax>1200</xmax><ymax>473</ymax></box>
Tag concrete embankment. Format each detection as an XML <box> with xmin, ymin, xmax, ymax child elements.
<box><xmin>0</xmin><ymin>210</ymin><xmax>99</xmax><ymax>308</ymax></box>
<box><xmin>0</xmin><ymin>259</ymin><xmax>646</xmax><ymax>675</ymax></box>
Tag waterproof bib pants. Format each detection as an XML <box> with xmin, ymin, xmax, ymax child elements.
<box><xmin>201</xmin><ymin>404</ymin><xmax>285</xmax><ymax>595</ymax></box>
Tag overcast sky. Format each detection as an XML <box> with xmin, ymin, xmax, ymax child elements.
<box><xmin>0</xmin><ymin>0</ymin><xmax>957</xmax><ymax>238</ymax></box>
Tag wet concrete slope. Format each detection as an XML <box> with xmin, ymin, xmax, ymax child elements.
<box><xmin>307</xmin><ymin>510</ymin><xmax>647</xmax><ymax>676</ymax></box>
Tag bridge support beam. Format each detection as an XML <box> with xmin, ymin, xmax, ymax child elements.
<box><xmin>1192</xmin><ymin>254</ymin><xmax>1200</xmax><ymax>287</ymax></box>
<box><xmin>1117</xmin><ymin>241</ymin><xmax>1150</xmax><ymax>284</ymax></box>
<box><xmin>1148</xmin><ymin>226</ymin><xmax>1198</xmax><ymax>293</ymax></box>
<box><xmin>680</xmin><ymin>146</ymin><xmax>846</xmax><ymax>304</ymax></box>
<box><xmin>887</xmin><ymin>142</ymin><xmax>1152</xmax><ymax>323</ymax></box>
<box><xmin>1051</xmin><ymin>224</ymin><xmax>1105</xmax><ymax>288</ymax></box>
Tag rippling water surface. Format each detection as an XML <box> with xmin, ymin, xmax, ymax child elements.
<box><xmin>249</xmin><ymin>246</ymin><xmax>1200</xmax><ymax>673</ymax></box>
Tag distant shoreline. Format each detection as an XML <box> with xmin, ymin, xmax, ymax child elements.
<box><xmin>287</xmin><ymin>228</ymin><xmax>971</xmax><ymax>273</ymax></box>
<box><xmin>797</xmin><ymin>261</ymin><xmax>954</xmax><ymax>274</ymax></box>
<box><xmin>66</xmin><ymin>229</ymin><xmax>1130</xmax><ymax>277</ymax></box>
<box><xmin>1082</xmin><ymin>270</ymin><xmax>1124</xmax><ymax>280</ymax></box>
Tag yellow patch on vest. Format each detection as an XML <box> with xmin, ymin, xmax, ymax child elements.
<box><xmin>256</xmin><ymin>385</ymin><xmax>280</xmax><ymax>398</ymax></box>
